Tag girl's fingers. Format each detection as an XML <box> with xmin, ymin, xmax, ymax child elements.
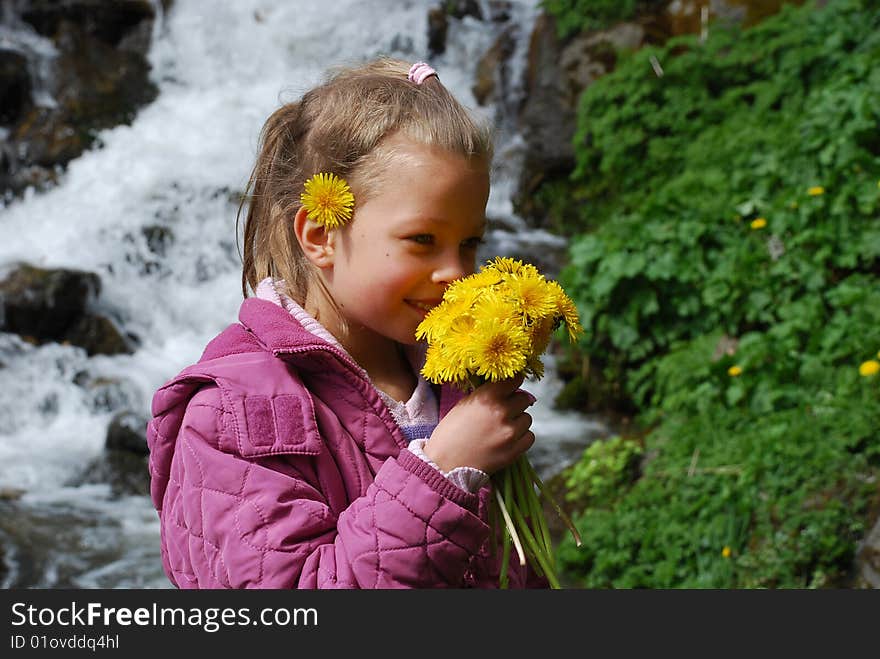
<box><xmin>496</xmin><ymin>373</ymin><xmax>525</xmax><ymax>394</ymax></box>
<box><xmin>509</xmin><ymin>390</ymin><xmax>536</xmax><ymax>414</ymax></box>
<box><xmin>512</xmin><ymin>411</ymin><xmax>533</xmax><ymax>436</ymax></box>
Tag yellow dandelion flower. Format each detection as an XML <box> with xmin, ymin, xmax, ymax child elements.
<box><xmin>529</xmin><ymin>317</ymin><xmax>555</xmax><ymax>359</ymax></box>
<box><xmin>859</xmin><ymin>360</ymin><xmax>880</xmax><ymax>377</ymax></box>
<box><xmin>807</xmin><ymin>186</ymin><xmax>825</xmax><ymax>196</ymax></box>
<box><xmin>750</xmin><ymin>218</ymin><xmax>767</xmax><ymax>230</ymax></box>
<box><xmin>466</xmin><ymin>268</ymin><xmax>505</xmax><ymax>291</ymax></box>
<box><xmin>300</xmin><ymin>173</ymin><xmax>354</xmax><ymax>229</ymax></box>
<box><xmin>545</xmin><ymin>280</ymin><xmax>583</xmax><ymax>342</ymax></box>
<box><xmin>470</xmin><ymin>320</ymin><xmax>530</xmax><ymax>382</ymax></box>
<box><xmin>473</xmin><ymin>290</ymin><xmax>527</xmax><ymax>333</ymax></box>
<box><xmin>722</xmin><ymin>546</ymin><xmax>732</xmax><ymax>559</ymax></box>
<box><xmin>487</xmin><ymin>256</ymin><xmax>541</xmax><ymax>280</ymax></box>
<box><xmin>418</xmin><ymin>257</ymin><xmax>581</xmax><ymax>387</ymax></box>
<box><xmin>728</xmin><ymin>365</ymin><xmax>743</xmax><ymax>377</ymax></box>
<box><xmin>510</xmin><ymin>277</ymin><xmax>559</xmax><ymax>322</ymax></box>
<box><xmin>525</xmin><ymin>354</ymin><xmax>545</xmax><ymax>380</ymax></box>
<box><xmin>422</xmin><ymin>343</ymin><xmax>471</xmax><ymax>389</ymax></box>
<box><xmin>439</xmin><ymin>332</ymin><xmax>478</xmax><ymax>375</ymax></box>
<box><xmin>415</xmin><ymin>304</ymin><xmax>450</xmax><ymax>343</ymax></box>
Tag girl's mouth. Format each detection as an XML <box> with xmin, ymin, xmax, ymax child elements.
<box><xmin>406</xmin><ymin>299</ymin><xmax>440</xmax><ymax>317</ymax></box>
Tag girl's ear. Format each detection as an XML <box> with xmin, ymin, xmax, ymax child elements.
<box><xmin>293</xmin><ymin>206</ymin><xmax>335</xmax><ymax>267</ymax></box>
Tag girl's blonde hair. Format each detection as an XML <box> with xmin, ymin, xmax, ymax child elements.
<box><xmin>238</xmin><ymin>57</ymin><xmax>494</xmax><ymax>299</ymax></box>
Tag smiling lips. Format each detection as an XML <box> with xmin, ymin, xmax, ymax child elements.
<box><xmin>406</xmin><ymin>299</ymin><xmax>441</xmax><ymax>316</ymax></box>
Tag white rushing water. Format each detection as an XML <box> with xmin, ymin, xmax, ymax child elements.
<box><xmin>0</xmin><ymin>0</ymin><xmax>606</xmax><ymax>588</ymax></box>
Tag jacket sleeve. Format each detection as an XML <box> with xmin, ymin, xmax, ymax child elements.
<box><xmin>156</xmin><ymin>385</ymin><xmax>490</xmax><ymax>589</ymax></box>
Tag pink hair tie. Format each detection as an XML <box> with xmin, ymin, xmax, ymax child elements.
<box><xmin>408</xmin><ymin>61</ymin><xmax>438</xmax><ymax>85</ymax></box>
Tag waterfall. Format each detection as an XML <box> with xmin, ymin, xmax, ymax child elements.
<box><xmin>0</xmin><ymin>0</ymin><xmax>606</xmax><ymax>588</ymax></box>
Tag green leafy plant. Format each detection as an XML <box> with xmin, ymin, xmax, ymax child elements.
<box><xmin>551</xmin><ymin>0</ymin><xmax>880</xmax><ymax>588</ymax></box>
<box><xmin>541</xmin><ymin>0</ymin><xmax>665</xmax><ymax>39</ymax></box>
<box><xmin>563</xmin><ymin>436</ymin><xmax>643</xmax><ymax>508</ymax></box>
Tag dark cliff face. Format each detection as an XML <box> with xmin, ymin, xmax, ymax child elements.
<box><xmin>509</xmin><ymin>0</ymin><xmax>808</xmax><ymax>229</ymax></box>
<box><xmin>0</xmin><ymin>0</ymin><xmax>169</xmax><ymax>201</ymax></box>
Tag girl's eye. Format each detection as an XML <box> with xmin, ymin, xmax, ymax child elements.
<box><xmin>462</xmin><ymin>236</ymin><xmax>486</xmax><ymax>250</ymax></box>
<box><xmin>408</xmin><ymin>234</ymin><xmax>434</xmax><ymax>245</ymax></box>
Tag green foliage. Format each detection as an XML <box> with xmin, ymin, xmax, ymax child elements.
<box><xmin>553</xmin><ymin>0</ymin><xmax>880</xmax><ymax>588</ymax></box>
<box><xmin>541</xmin><ymin>0</ymin><xmax>665</xmax><ymax>39</ymax></box>
<box><xmin>563</xmin><ymin>436</ymin><xmax>644</xmax><ymax>508</ymax></box>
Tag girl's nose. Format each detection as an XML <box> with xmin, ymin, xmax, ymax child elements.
<box><xmin>432</xmin><ymin>250</ymin><xmax>469</xmax><ymax>285</ymax></box>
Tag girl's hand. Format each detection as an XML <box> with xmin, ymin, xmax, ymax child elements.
<box><xmin>423</xmin><ymin>374</ymin><xmax>535</xmax><ymax>474</ymax></box>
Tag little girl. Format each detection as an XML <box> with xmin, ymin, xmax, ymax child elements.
<box><xmin>146</xmin><ymin>58</ymin><xmax>543</xmax><ymax>588</ymax></box>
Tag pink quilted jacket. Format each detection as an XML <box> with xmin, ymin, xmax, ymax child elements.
<box><xmin>147</xmin><ymin>297</ymin><xmax>544</xmax><ymax>589</ymax></box>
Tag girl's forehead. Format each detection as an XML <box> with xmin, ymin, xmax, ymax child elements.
<box><xmin>350</xmin><ymin>140</ymin><xmax>489</xmax><ymax>212</ymax></box>
<box><xmin>370</xmin><ymin>134</ymin><xmax>488</xmax><ymax>177</ymax></box>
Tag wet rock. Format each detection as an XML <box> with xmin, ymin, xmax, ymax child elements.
<box><xmin>427</xmin><ymin>7</ymin><xmax>448</xmax><ymax>57</ymax></box>
<box><xmin>1</xmin><ymin>0</ymin><xmax>162</xmax><ymax>199</ymax></box>
<box><xmin>514</xmin><ymin>15</ymin><xmax>646</xmax><ymax>226</ymax></box>
<box><xmin>70</xmin><ymin>410</ymin><xmax>150</xmax><ymax>497</ymax></box>
<box><xmin>105</xmin><ymin>410</ymin><xmax>149</xmax><ymax>455</ymax></box>
<box><xmin>51</xmin><ymin>18</ymin><xmax>157</xmax><ymax>126</ymax></box>
<box><xmin>0</xmin><ymin>263</ymin><xmax>100</xmax><ymax>342</ymax></box>
<box><xmin>142</xmin><ymin>224</ymin><xmax>174</xmax><ymax>257</ymax></box>
<box><xmin>445</xmin><ymin>0</ymin><xmax>483</xmax><ymax>21</ymax></box>
<box><xmin>515</xmin><ymin>13</ymin><xmax>576</xmax><ymax>224</ymax></box>
<box><xmin>472</xmin><ymin>26</ymin><xmax>516</xmax><ymax>106</ymax></box>
<box><xmin>852</xmin><ymin>514</ymin><xmax>880</xmax><ymax>588</ymax></box>
<box><xmin>12</xmin><ymin>107</ymin><xmax>89</xmax><ymax>168</ymax></box>
<box><xmin>20</xmin><ymin>0</ymin><xmax>157</xmax><ymax>54</ymax></box>
<box><xmin>64</xmin><ymin>313</ymin><xmax>133</xmax><ymax>356</ymax></box>
<box><xmin>487</xmin><ymin>1</ymin><xmax>513</xmax><ymax>23</ymax></box>
<box><xmin>73</xmin><ymin>373</ymin><xmax>135</xmax><ymax>413</ymax></box>
<box><xmin>0</xmin><ymin>49</ymin><xmax>32</xmax><ymax>126</ymax></box>
<box><xmin>0</xmin><ymin>495</ymin><xmax>163</xmax><ymax>587</ymax></box>
<box><xmin>427</xmin><ymin>0</ymin><xmax>484</xmax><ymax>58</ymax></box>
<box><xmin>0</xmin><ymin>263</ymin><xmax>133</xmax><ymax>355</ymax></box>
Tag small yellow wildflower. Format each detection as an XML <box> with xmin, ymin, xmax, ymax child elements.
<box><xmin>859</xmin><ymin>360</ymin><xmax>880</xmax><ymax>377</ymax></box>
<box><xmin>807</xmin><ymin>186</ymin><xmax>825</xmax><ymax>196</ymax></box>
<box><xmin>300</xmin><ymin>173</ymin><xmax>354</xmax><ymax>229</ymax></box>
<box><xmin>728</xmin><ymin>365</ymin><xmax>743</xmax><ymax>377</ymax></box>
<box><xmin>722</xmin><ymin>546</ymin><xmax>732</xmax><ymax>559</ymax></box>
<box><xmin>750</xmin><ymin>218</ymin><xmax>767</xmax><ymax>230</ymax></box>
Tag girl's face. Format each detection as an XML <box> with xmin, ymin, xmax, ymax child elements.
<box><xmin>323</xmin><ymin>136</ymin><xmax>490</xmax><ymax>356</ymax></box>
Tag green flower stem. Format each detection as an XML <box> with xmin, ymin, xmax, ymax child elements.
<box><xmin>487</xmin><ymin>486</ymin><xmax>498</xmax><ymax>561</ymax></box>
<box><xmin>509</xmin><ymin>462</ymin><xmax>545</xmax><ymax>576</ymax></box>
<box><xmin>498</xmin><ymin>496</ymin><xmax>511</xmax><ymax>590</ymax></box>
<box><xmin>524</xmin><ymin>459</ymin><xmax>582</xmax><ymax>547</ymax></box>
<box><xmin>497</xmin><ymin>474</ymin><xmax>526</xmax><ymax>566</ymax></box>
<box><xmin>510</xmin><ymin>502</ymin><xmax>561</xmax><ymax>589</ymax></box>
<box><xmin>511</xmin><ymin>459</ymin><xmax>550</xmax><ymax>561</ymax></box>
<box><xmin>516</xmin><ymin>457</ymin><xmax>553</xmax><ymax>558</ymax></box>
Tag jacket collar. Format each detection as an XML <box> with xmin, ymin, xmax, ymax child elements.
<box><xmin>238</xmin><ymin>297</ymin><xmax>354</xmax><ymax>360</ymax></box>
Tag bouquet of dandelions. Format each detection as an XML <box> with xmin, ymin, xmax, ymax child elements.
<box><xmin>415</xmin><ymin>256</ymin><xmax>583</xmax><ymax>588</ymax></box>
